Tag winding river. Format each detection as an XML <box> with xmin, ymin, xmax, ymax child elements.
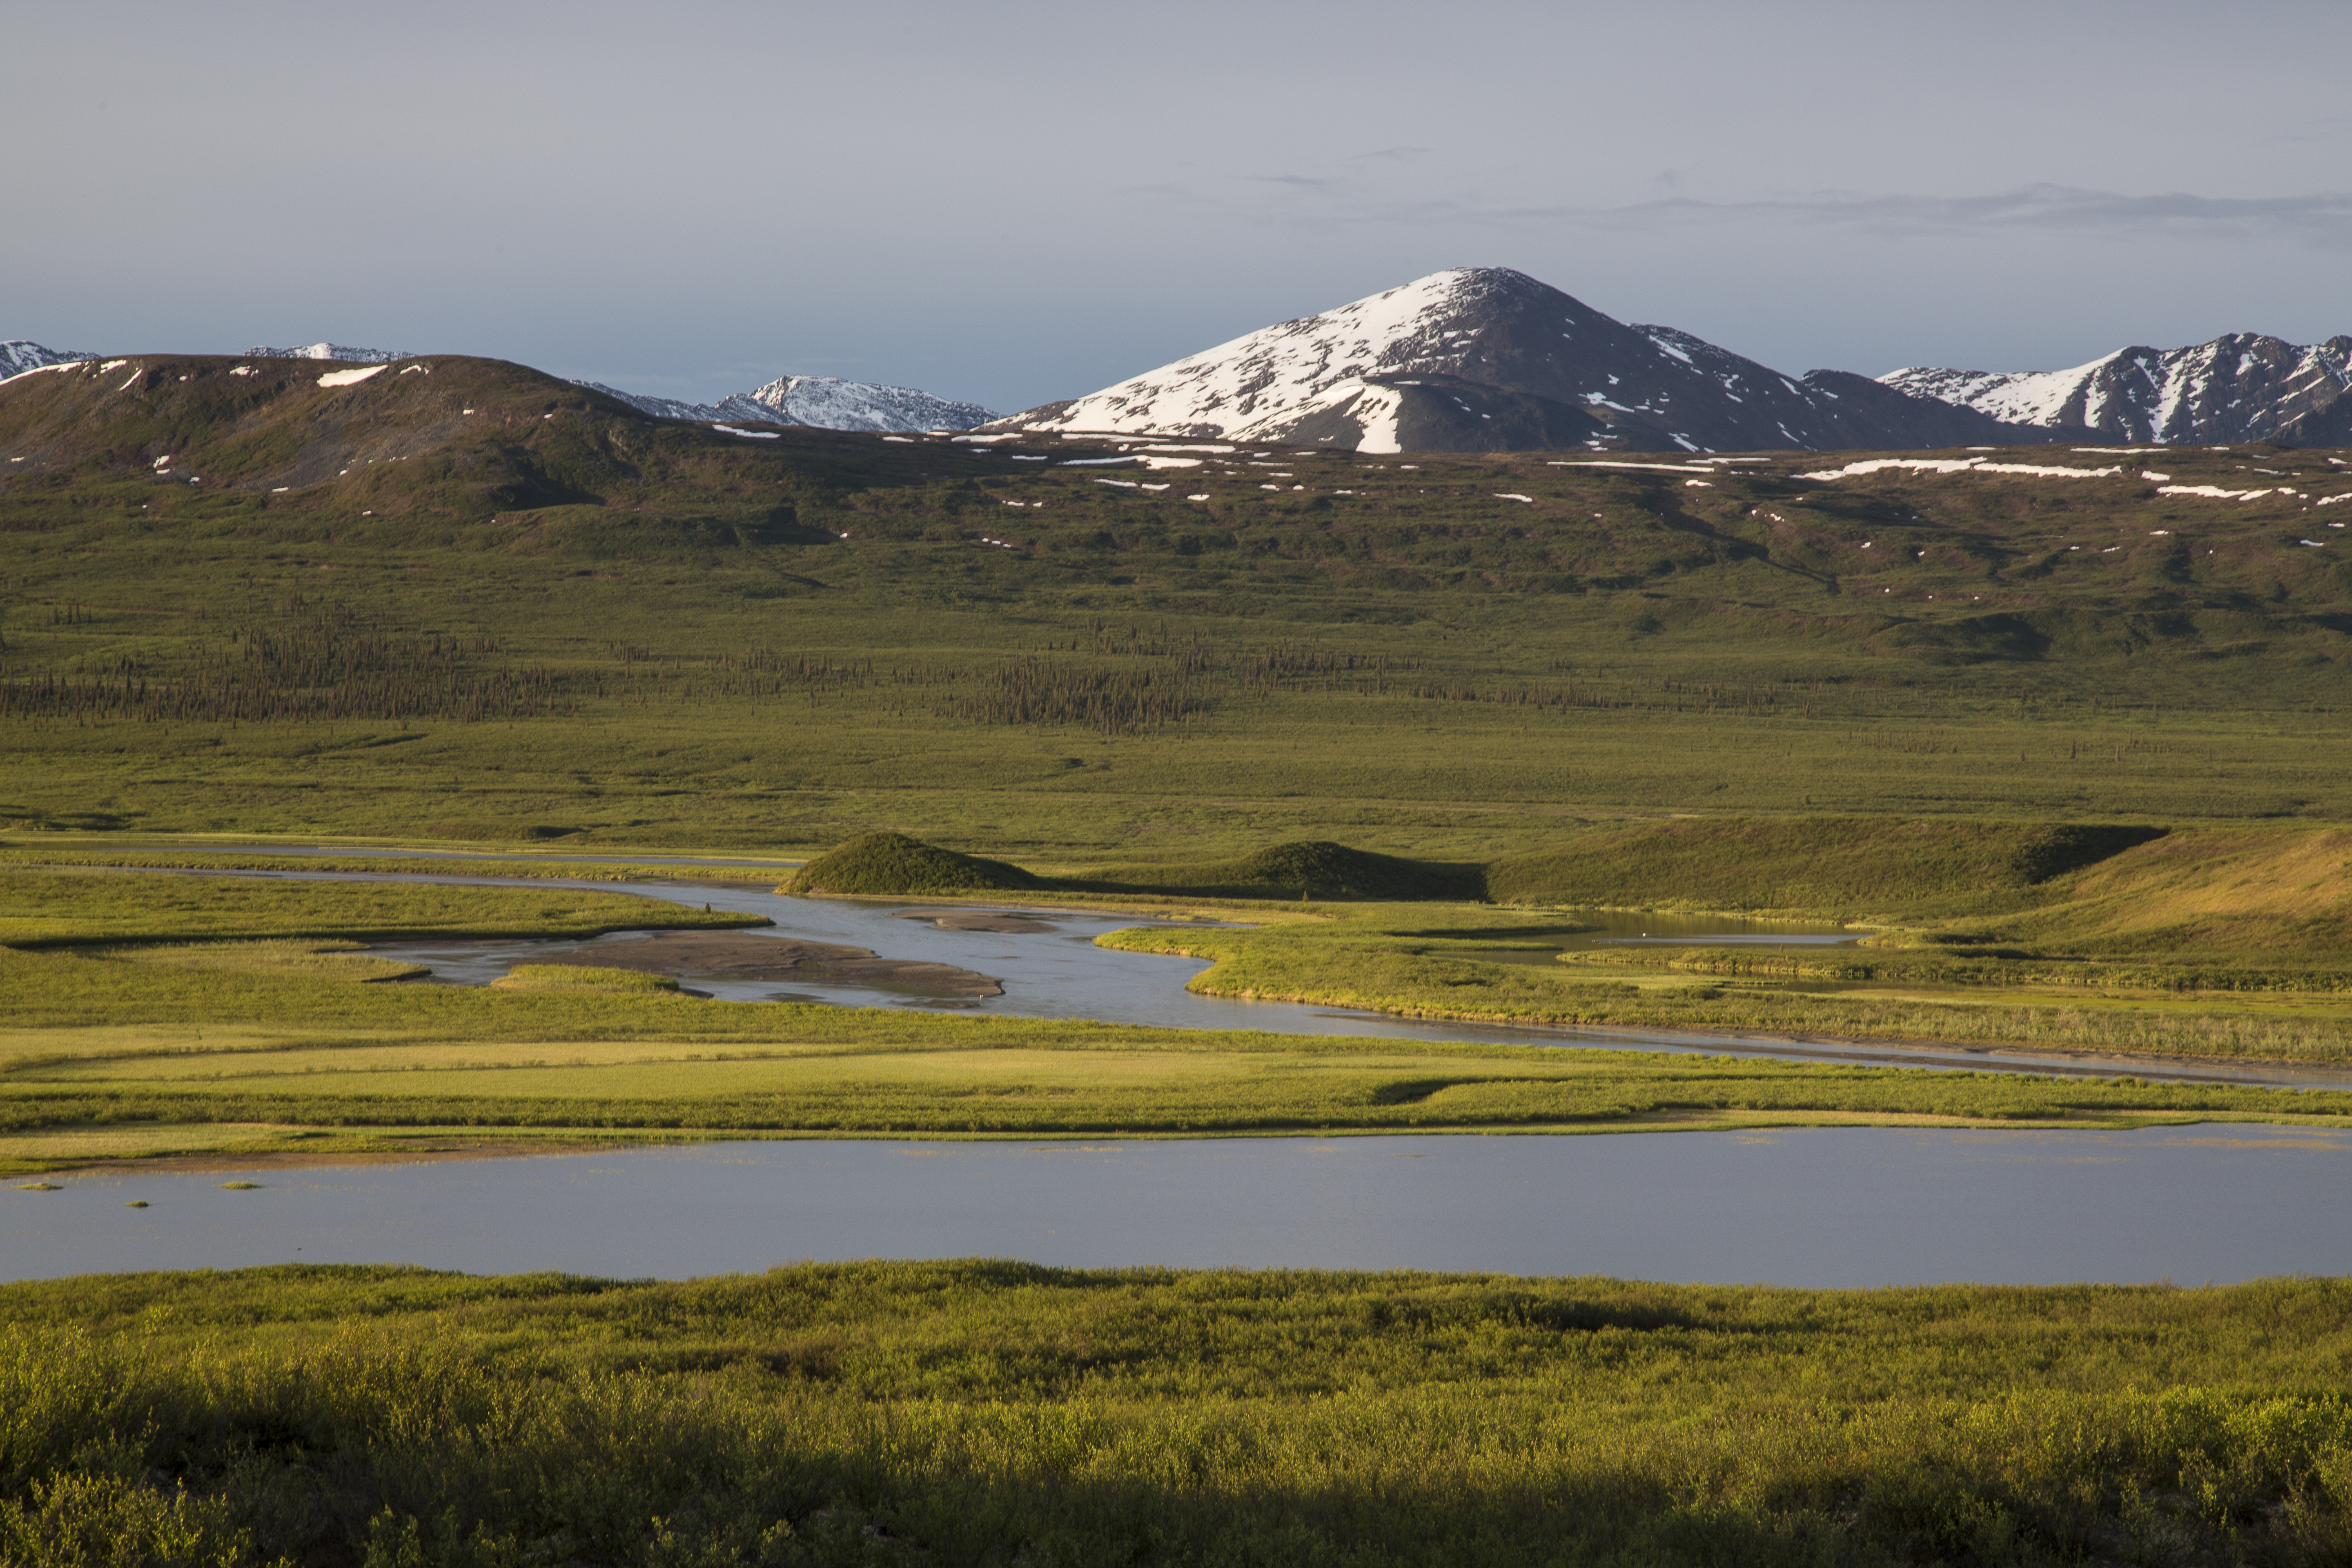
<box><xmin>143</xmin><ymin>855</ymin><xmax>2352</xmax><ymax>1093</ymax></box>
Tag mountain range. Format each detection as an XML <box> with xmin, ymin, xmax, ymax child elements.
<box><xmin>10</xmin><ymin>270</ymin><xmax>2348</xmax><ymax>452</ymax></box>
<box><xmin>246</xmin><ymin>343</ymin><xmax>411</xmax><ymax>364</ymax></box>
<box><xmin>0</xmin><ymin>340</ymin><xmax>996</xmax><ymax>436</ymax></box>
<box><xmin>579</xmin><ymin>374</ymin><xmax>996</xmax><ymax>434</ymax></box>
<box><xmin>985</xmin><ymin>267</ymin><xmax>2350</xmax><ymax>453</ymax></box>
<box><xmin>982</xmin><ymin>269</ymin><xmax>2060</xmax><ymax>453</ymax></box>
<box><xmin>1882</xmin><ymin>335</ymin><xmax>2352</xmax><ymax>447</ymax></box>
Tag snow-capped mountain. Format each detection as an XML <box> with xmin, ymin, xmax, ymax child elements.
<box><xmin>245</xmin><ymin>343</ymin><xmax>410</xmax><ymax>363</ymax></box>
<box><xmin>576</xmin><ymin>384</ymin><xmax>784</xmax><ymax>427</ymax></box>
<box><xmin>1881</xmin><ymin>335</ymin><xmax>2352</xmax><ymax>446</ymax></box>
<box><xmin>1</xmin><ymin>341</ymin><xmax>94</xmax><ymax>381</ymax></box>
<box><xmin>984</xmin><ymin>267</ymin><xmax>2060</xmax><ymax>454</ymax></box>
<box><xmin>584</xmin><ymin>373</ymin><xmax>996</xmax><ymax>434</ymax></box>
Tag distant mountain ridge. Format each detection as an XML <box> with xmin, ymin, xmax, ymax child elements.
<box><xmin>3</xmin><ymin>336</ymin><xmax>990</xmax><ymax>435</ymax></box>
<box><xmin>246</xmin><ymin>342</ymin><xmax>410</xmax><ymax>364</ymax></box>
<box><xmin>236</xmin><ymin>343</ymin><xmax>1000</xmax><ymax>432</ymax></box>
<box><xmin>582</xmin><ymin>374</ymin><xmax>996</xmax><ymax>434</ymax></box>
<box><xmin>1881</xmin><ymin>334</ymin><xmax>2352</xmax><ymax>446</ymax></box>
<box><xmin>22</xmin><ymin>297</ymin><xmax>2352</xmax><ymax>451</ymax></box>
<box><xmin>0</xmin><ymin>341</ymin><xmax>94</xmax><ymax>380</ymax></box>
<box><xmin>982</xmin><ymin>268</ymin><xmax>2072</xmax><ymax>454</ymax></box>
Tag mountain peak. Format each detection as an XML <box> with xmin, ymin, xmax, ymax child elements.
<box><xmin>984</xmin><ymin>267</ymin><xmax>2055</xmax><ymax>453</ymax></box>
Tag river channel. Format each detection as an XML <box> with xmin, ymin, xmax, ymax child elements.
<box><xmin>146</xmin><ymin>858</ymin><xmax>2352</xmax><ymax>1093</ymax></box>
<box><xmin>8</xmin><ymin>1127</ymin><xmax>2350</xmax><ymax>1287</ymax></box>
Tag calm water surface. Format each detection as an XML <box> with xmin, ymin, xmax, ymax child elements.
<box><xmin>7</xmin><ymin>1127</ymin><xmax>2348</xmax><ymax>1287</ymax></box>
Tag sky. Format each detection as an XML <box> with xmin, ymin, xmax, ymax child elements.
<box><xmin>7</xmin><ymin>0</ymin><xmax>2350</xmax><ymax>414</ymax></box>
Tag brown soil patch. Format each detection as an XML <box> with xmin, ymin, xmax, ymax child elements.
<box><xmin>890</xmin><ymin>909</ymin><xmax>1058</xmax><ymax>933</ymax></box>
<box><xmin>531</xmin><ymin>931</ymin><xmax>1002</xmax><ymax>997</ymax></box>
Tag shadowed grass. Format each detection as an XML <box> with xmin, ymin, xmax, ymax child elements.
<box><xmin>9</xmin><ymin>1263</ymin><xmax>2352</xmax><ymax>1564</ymax></box>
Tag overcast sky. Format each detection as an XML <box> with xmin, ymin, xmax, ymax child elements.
<box><xmin>8</xmin><ymin>0</ymin><xmax>2349</xmax><ymax>413</ymax></box>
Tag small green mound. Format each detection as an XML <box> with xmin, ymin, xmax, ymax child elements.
<box><xmin>791</xmin><ymin>833</ymin><xmax>1040</xmax><ymax>896</ymax></box>
<box><xmin>1075</xmin><ymin>841</ymin><xmax>1485</xmax><ymax>902</ymax></box>
<box><xmin>218</xmin><ymin>1181</ymin><xmax>261</xmax><ymax>1191</ymax></box>
<box><xmin>491</xmin><ymin>964</ymin><xmax>682</xmax><ymax>995</ymax></box>
<box><xmin>1485</xmin><ymin>818</ymin><xmax>2167</xmax><ymax>918</ymax></box>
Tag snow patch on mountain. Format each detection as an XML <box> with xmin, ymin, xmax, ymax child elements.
<box><xmin>1223</xmin><ymin>379</ymin><xmax>1409</xmax><ymax>451</ymax></box>
<box><xmin>746</xmin><ymin>374</ymin><xmax>994</xmax><ymax>433</ymax></box>
<box><xmin>1004</xmin><ymin>270</ymin><xmax>1494</xmax><ymax>437</ymax></box>
<box><xmin>1883</xmin><ymin>357</ymin><xmax>2112</xmax><ymax>429</ymax></box>
<box><xmin>0</xmin><ymin>341</ymin><xmax>96</xmax><ymax>383</ymax></box>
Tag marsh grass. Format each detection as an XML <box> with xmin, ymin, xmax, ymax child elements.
<box><xmin>491</xmin><ymin>964</ymin><xmax>684</xmax><ymax>995</ymax></box>
<box><xmin>0</xmin><ymin>865</ymin><xmax>765</xmax><ymax>948</ymax></box>
<box><xmin>1094</xmin><ymin>885</ymin><xmax>2352</xmax><ymax>1054</ymax></box>
<box><xmin>92</xmin><ymin>937</ymin><xmax>431</xmax><ymax>983</ymax></box>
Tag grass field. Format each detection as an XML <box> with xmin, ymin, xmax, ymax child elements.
<box><xmin>9</xmin><ymin>1262</ymin><xmax>2352</xmax><ymax>1564</ymax></box>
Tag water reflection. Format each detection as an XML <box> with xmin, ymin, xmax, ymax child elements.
<box><xmin>7</xmin><ymin>1126</ymin><xmax>2349</xmax><ymax>1287</ymax></box>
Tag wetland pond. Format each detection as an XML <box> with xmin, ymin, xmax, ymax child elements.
<box><xmin>7</xmin><ymin>1127</ymin><xmax>2351</xmax><ymax>1287</ymax></box>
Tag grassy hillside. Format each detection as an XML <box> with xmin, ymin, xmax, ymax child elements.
<box><xmin>1484</xmin><ymin>817</ymin><xmax>2166</xmax><ymax>917</ymax></box>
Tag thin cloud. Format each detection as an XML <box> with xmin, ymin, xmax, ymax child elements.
<box><xmin>1243</xmin><ymin>173</ymin><xmax>1350</xmax><ymax>191</ymax></box>
<box><xmin>2258</xmin><ymin>115</ymin><xmax>2348</xmax><ymax>145</ymax></box>
<box><xmin>1348</xmin><ymin>146</ymin><xmax>1432</xmax><ymax>163</ymax></box>
<box><xmin>1135</xmin><ymin>169</ymin><xmax>2352</xmax><ymax>252</ymax></box>
<box><xmin>1555</xmin><ymin>183</ymin><xmax>2352</xmax><ymax>247</ymax></box>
